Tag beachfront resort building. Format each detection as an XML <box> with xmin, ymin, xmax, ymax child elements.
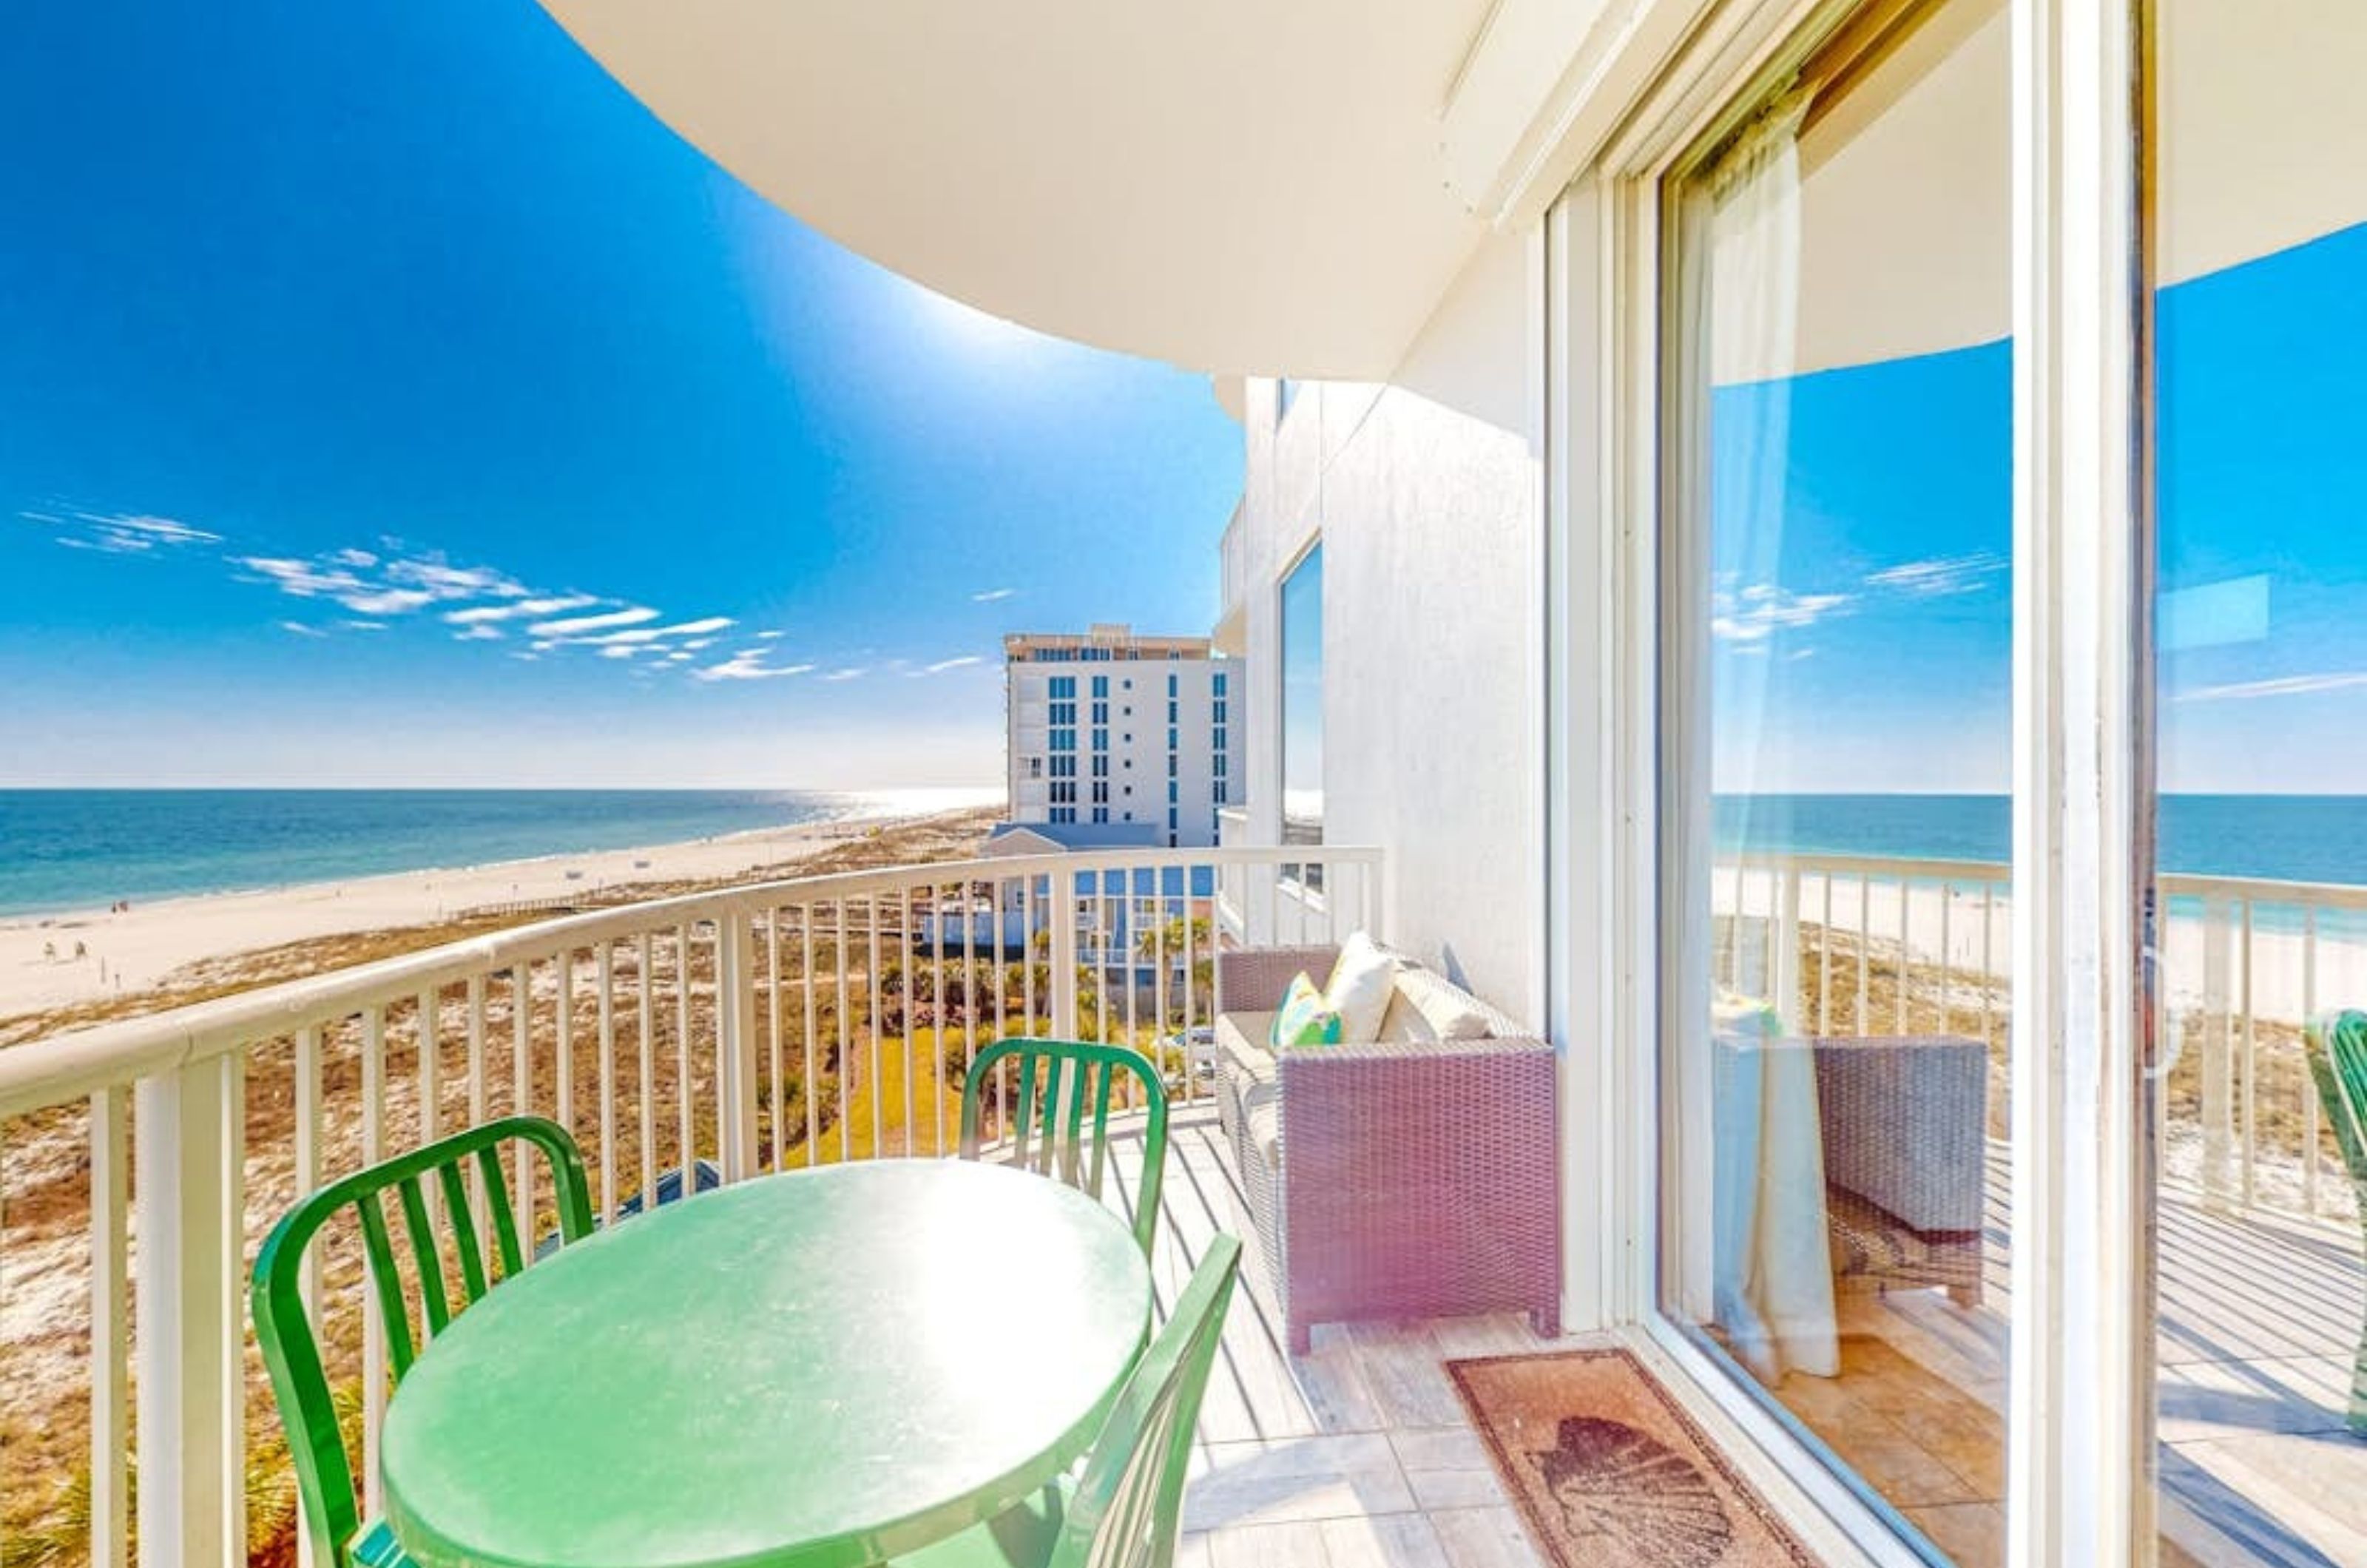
<box><xmin>13</xmin><ymin>4</ymin><xmax>2367</xmax><ymax>1567</ymax></box>
<box><xmin>1003</xmin><ymin>626</ymin><xmax>1235</xmax><ymax>849</ymax></box>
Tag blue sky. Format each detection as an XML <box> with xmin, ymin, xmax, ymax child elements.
<box><xmin>0</xmin><ymin>0</ymin><xmax>1242</xmax><ymax>788</ymax></box>
<box><xmin>1709</xmin><ymin>217</ymin><xmax>2367</xmax><ymax>795</ymax></box>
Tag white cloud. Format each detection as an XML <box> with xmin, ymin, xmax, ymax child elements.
<box><xmin>1865</xmin><ymin>552</ymin><xmax>2006</xmax><ymax>597</ymax></box>
<box><xmin>382</xmin><ymin>558</ymin><xmax>524</xmax><ymax>600</ymax></box>
<box><xmin>278</xmin><ymin>621</ymin><xmax>327</xmax><ymax>638</ymax></box>
<box><xmin>1711</xmin><ymin>581</ymin><xmax>1851</xmax><ymax>643</ymax></box>
<box><xmin>598</xmin><ymin>644</ymin><xmax>642</xmax><ymax>660</ymax></box>
<box><xmin>2175</xmin><ymin>670</ymin><xmax>2367</xmax><ymax>703</ymax></box>
<box><xmin>38</xmin><ymin>510</ymin><xmax>224</xmax><ymax>555</ymax></box>
<box><xmin>339</xmin><ymin>620</ymin><xmax>389</xmax><ymax>632</ymax></box>
<box><xmin>328</xmin><ymin>547</ymin><xmax>379</xmax><ymax>568</ymax></box>
<box><xmin>339</xmin><ymin>587</ymin><xmax>439</xmax><ymax>615</ymax></box>
<box><xmin>821</xmin><ymin>667</ymin><xmax>867</xmax><ymax>683</ymax></box>
<box><xmin>970</xmin><ymin>588</ymin><xmax>1016</xmax><ymax>603</ymax></box>
<box><xmin>238</xmin><ymin>556</ymin><xmax>368</xmax><ymax>598</ymax></box>
<box><xmin>693</xmin><ymin>649</ymin><xmax>815</xmax><ymax>683</ymax></box>
<box><xmin>445</xmin><ymin>595</ymin><xmax>599</xmax><ymax>625</ymax></box>
<box><xmin>570</xmin><ymin>616</ymin><xmax>737</xmax><ymax>648</ymax></box>
<box><xmin>453</xmin><ymin>624</ymin><xmax>504</xmax><ymax>642</ymax></box>
<box><xmin>920</xmin><ymin>655</ymin><xmax>983</xmax><ymax>675</ymax></box>
<box><xmin>755</xmin><ymin>629</ymin><xmax>785</xmax><ymax>641</ymax></box>
<box><xmin>527</xmin><ymin>606</ymin><xmax>661</xmax><ymax>638</ymax></box>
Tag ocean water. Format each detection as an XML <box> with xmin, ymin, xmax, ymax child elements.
<box><xmin>0</xmin><ymin>789</ymin><xmax>996</xmax><ymax>919</ymax></box>
<box><xmin>1723</xmin><ymin>794</ymin><xmax>2367</xmax><ymax>885</ymax></box>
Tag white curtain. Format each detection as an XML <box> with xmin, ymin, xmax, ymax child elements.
<box><xmin>1669</xmin><ymin>95</ymin><xmax>1840</xmax><ymax>1383</ymax></box>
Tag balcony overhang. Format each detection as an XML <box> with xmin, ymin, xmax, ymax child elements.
<box><xmin>540</xmin><ymin>0</ymin><xmax>1515</xmax><ymax>379</ymax></box>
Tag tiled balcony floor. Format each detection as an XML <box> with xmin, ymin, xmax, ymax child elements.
<box><xmin>1093</xmin><ymin>1109</ymin><xmax>2367</xmax><ymax>1568</ymax></box>
<box><xmin>1101</xmin><ymin>1106</ymin><xmax>1560</xmax><ymax>1567</ymax></box>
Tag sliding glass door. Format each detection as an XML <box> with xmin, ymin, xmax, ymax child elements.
<box><xmin>2148</xmin><ymin>3</ymin><xmax>2367</xmax><ymax>1561</ymax></box>
<box><xmin>1655</xmin><ymin>3</ymin><xmax>2016</xmax><ymax>1561</ymax></box>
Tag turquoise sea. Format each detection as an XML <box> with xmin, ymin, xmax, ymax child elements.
<box><xmin>0</xmin><ymin>788</ymin><xmax>998</xmax><ymax>919</ymax></box>
<box><xmin>1721</xmin><ymin>794</ymin><xmax>2367</xmax><ymax>885</ymax></box>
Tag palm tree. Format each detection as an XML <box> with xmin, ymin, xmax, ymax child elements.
<box><xmin>1135</xmin><ymin>915</ymin><xmax>1215</xmax><ymax>1015</ymax></box>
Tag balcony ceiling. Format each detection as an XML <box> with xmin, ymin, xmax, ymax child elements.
<box><xmin>537</xmin><ymin>0</ymin><xmax>1502</xmax><ymax>379</ymax></box>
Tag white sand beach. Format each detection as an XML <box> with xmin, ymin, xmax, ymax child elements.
<box><xmin>0</xmin><ymin>808</ymin><xmax>985</xmax><ymax>1020</ymax></box>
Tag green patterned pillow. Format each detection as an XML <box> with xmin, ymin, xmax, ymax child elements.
<box><xmin>1269</xmin><ymin>971</ymin><xmax>1344</xmax><ymax>1048</ymax></box>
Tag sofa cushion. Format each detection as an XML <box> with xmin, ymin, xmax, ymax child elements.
<box><xmin>1217</xmin><ymin>1011</ymin><xmax>1277</xmax><ymax>1088</ymax></box>
<box><xmin>1375</xmin><ymin>988</ymin><xmax>1441</xmax><ymax>1044</ymax></box>
<box><xmin>1323</xmin><ymin>930</ymin><xmax>1400</xmax><ymax>1042</ymax></box>
<box><xmin>1394</xmin><ymin>967</ymin><xmax>1496</xmax><ymax>1040</ymax></box>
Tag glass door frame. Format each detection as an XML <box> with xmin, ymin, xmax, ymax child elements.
<box><xmin>1545</xmin><ymin>0</ymin><xmax>2156</xmax><ymax>1562</ymax></box>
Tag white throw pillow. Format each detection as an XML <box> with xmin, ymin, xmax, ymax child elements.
<box><xmin>1393</xmin><ymin>967</ymin><xmax>1495</xmax><ymax>1040</ymax></box>
<box><xmin>1374</xmin><ymin>988</ymin><xmax>1441</xmax><ymax>1044</ymax></box>
<box><xmin>1323</xmin><ymin>930</ymin><xmax>1400</xmax><ymax>1043</ymax></box>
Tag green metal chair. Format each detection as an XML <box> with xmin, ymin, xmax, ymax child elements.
<box><xmin>961</xmin><ymin>1038</ymin><xmax>1169</xmax><ymax>1255</ymax></box>
<box><xmin>2306</xmin><ymin>1009</ymin><xmax>2367</xmax><ymax>1433</ymax></box>
<box><xmin>251</xmin><ymin>1115</ymin><xmax>596</xmax><ymax>1568</ymax></box>
<box><xmin>894</xmin><ymin>1233</ymin><xmax>1243</xmax><ymax>1568</ymax></box>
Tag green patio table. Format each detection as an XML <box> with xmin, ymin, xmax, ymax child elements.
<box><xmin>379</xmin><ymin>1158</ymin><xmax>1153</xmax><ymax>1568</ymax></box>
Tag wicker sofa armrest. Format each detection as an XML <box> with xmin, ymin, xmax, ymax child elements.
<box><xmin>1219</xmin><ymin>945</ymin><xmax>1340</xmax><ymax>1015</ymax></box>
<box><xmin>1271</xmin><ymin>1033</ymin><xmax>1559</xmax><ymax>1346</ymax></box>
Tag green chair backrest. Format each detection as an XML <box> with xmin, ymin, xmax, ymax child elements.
<box><xmin>1054</xmin><ymin>1234</ymin><xmax>1242</xmax><ymax>1568</ymax></box>
<box><xmin>2308</xmin><ymin>1009</ymin><xmax>2367</xmax><ymax>1202</ymax></box>
<box><xmin>960</xmin><ymin>1038</ymin><xmax>1168</xmax><ymax>1254</ymax></box>
<box><xmin>251</xmin><ymin>1115</ymin><xmax>595</xmax><ymax>1568</ymax></box>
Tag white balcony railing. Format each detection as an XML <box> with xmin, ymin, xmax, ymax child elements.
<box><xmin>0</xmin><ymin>843</ymin><xmax>1381</xmax><ymax>1568</ymax></box>
<box><xmin>1712</xmin><ymin>850</ymin><xmax>2367</xmax><ymax>1232</ymax></box>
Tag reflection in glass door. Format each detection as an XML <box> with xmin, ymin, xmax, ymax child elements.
<box><xmin>1655</xmin><ymin>2</ymin><xmax>2015</xmax><ymax>1561</ymax></box>
<box><xmin>2150</xmin><ymin>3</ymin><xmax>2367</xmax><ymax>1561</ymax></box>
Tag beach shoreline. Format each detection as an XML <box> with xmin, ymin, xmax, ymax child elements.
<box><xmin>0</xmin><ymin>800</ymin><xmax>993</xmax><ymax>1020</ymax></box>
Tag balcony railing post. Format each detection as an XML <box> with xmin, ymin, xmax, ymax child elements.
<box><xmin>2201</xmin><ymin>893</ymin><xmax>2234</xmax><ymax>1209</ymax></box>
<box><xmin>1050</xmin><ymin>878</ymin><xmax>1080</xmax><ymax>1039</ymax></box>
<box><xmin>134</xmin><ymin>1055</ymin><xmax>243</xmax><ymax>1568</ymax></box>
<box><xmin>718</xmin><ymin>908</ymin><xmax>760</xmax><ymax>1182</ymax></box>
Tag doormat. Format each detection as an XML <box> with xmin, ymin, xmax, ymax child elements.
<box><xmin>1446</xmin><ymin>1348</ymin><xmax>1822</xmax><ymax>1568</ymax></box>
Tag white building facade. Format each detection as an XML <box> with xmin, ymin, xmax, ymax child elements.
<box><xmin>1004</xmin><ymin>626</ymin><xmax>1236</xmax><ymax>849</ymax></box>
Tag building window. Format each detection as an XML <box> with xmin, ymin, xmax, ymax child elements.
<box><xmin>1050</xmin><ymin>780</ymin><xmax>1076</xmax><ymax>805</ymax></box>
<box><xmin>1050</xmin><ymin>806</ymin><xmax>1076</xmax><ymax>825</ymax></box>
<box><xmin>1166</xmin><ymin>780</ymin><xmax>1178</xmax><ymax>804</ymax></box>
<box><xmin>1092</xmin><ymin>780</ymin><xmax>1110</xmax><ymax>805</ymax></box>
<box><xmin>1166</xmin><ymin>673</ymin><xmax>1178</xmax><ymax>697</ymax></box>
<box><xmin>1212</xmin><ymin>754</ymin><xmax>1227</xmax><ymax>778</ymax></box>
<box><xmin>1166</xmin><ymin>700</ymin><xmax>1178</xmax><ymax>723</ymax></box>
<box><xmin>1091</xmin><ymin>675</ymin><xmax>1108</xmax><ymax>698</ymax></box>
<box><xmin>1091</xmin><ymin>726</ymin><xmax>1109</xmax><ymax>751</ymax></box>
<box><xmin>1048</xmin><ymin>676</ymin><xmax>1076</xmax><ymax>699</ymax></box>
<box><xmin>1091</xmin><ymin>701</ymin><xmax>1109</xmax><ymax>724</ymax></box>
<box><xmin>1050</xmin><ymin>728</ymin><xmax>1076</xmax><ymax>751</ymax></box>
<box><xmin>1212</xmin><ymin>700</ymin><xmax>1229</xmax><ymax>726</ymax></box>
<box><xmin>1213</xmin><ymin>780</ymin><xmax>1227</xmax><ymax>805</ymax></box>
<box><xmin>1212</xmin><ymin>670</ymin><xmax>1227</xmax><ymax>696</ymax></box>
<box><xmin>1166</xmin><ymin>728</ymin><xmax>1178</xmax><ymax>752</ymax></box>
<box><xmin>1091</xmin><ymin>754</ymin><xmax>1108</xmax><ymax>777</ymax></box>
<box><xmin>1281</xmin><ymin>544</ymin><xmax>1323</xmax><ymax>846</ymax></box>
<box><xmin>1048</xmin><ymin>700</ymin><xmax>1076</xmax><ymax>726</ymax></box>
<box><xmin>1050</xmin><ymin>754</ymin><xmax>1076</xmax><ymax>779</ymax></box>
<box><xmin>1091</xmin><ymin>806</ymin><xmax>1110</xmax><ymax>824</ymax></box>
<box><xmin>1027</xmin><ymin>757</ymin><xmax>1043</xmax><ymax>779</ymax></box>
<box><xmin>1213</xmin><ymin>727</ymin><xmax>1228</xmax><ymax>753</ymax></box>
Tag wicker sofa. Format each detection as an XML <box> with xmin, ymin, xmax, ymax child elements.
<box><xmin>1213</xmin><ymin>944</ymin><xmax>1559</xmax><ymax>1353</ymax></box>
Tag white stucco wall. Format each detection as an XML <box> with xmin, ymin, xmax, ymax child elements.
<box><xmin>1229</xmin><ymin>232</ymin><xmax>1544</xmax><ymax>1021</ymax></box>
